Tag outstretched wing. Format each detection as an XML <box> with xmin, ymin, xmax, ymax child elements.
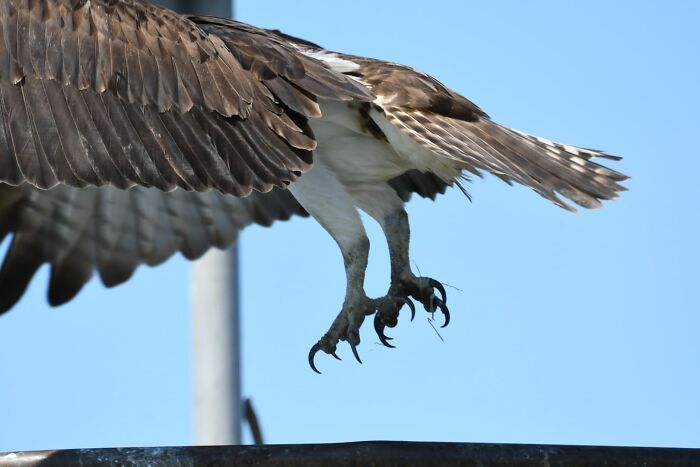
<box><xmin>358</xmin><ymin>56</ymin><xmax>628</xmax><ymax>210</ymax></box>
<box><xmin>375</xmin><ymin>102</ymin><xmax>628</xmax><ymax>211</ymax></box>
<box><xmin>0</xmin><ymin>182</ymin><xmax>306</xmax><ymax>313</ymax></box>
<box><xmin>0</xmin><ymin>0</ymin><xmax>371</xmax><ymax>195</ymax></box>
<box><xmin>277</xmin><ymin>32</ymin><xmax>628</xmax><ymax>211</ymax></box>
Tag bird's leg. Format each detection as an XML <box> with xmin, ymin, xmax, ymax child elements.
<box><xmin>373</xmin><ymin>208</ymin><xmax>450</xmax><ymax>344</ymax></box>
<box><xmin>309</xmin><ymin>236</ymin><xmax>375</xmax><ymax>367</ymax></box>
<box><xmin>287</xmin><ymin>161</ymin><xmax>381</xmax><ymax>372</ymax></box>
<box><xmin>350</xmin><ymin>186</ymin><xmax>450</xmax><ymax>347</ymax></box>
<box><xmin>310</xmin><ymin>227</ymin><xmax>418</xmax><ymax>359</ymax></box>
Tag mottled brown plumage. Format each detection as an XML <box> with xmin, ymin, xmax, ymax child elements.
<box><xmin>0</xmin><ymin>0</ymin><xmax>372</xmax><ymax>194</ymax></box>
<box><xmin>0</xmin><ymin>0</ymin><xmax>628</xmax><ymax>346</ymax></box>
<box><xmin>381</xmin><ymin>107</ymin><xmax>627</xmax><ymax>210</ymax></box>
<box><xmin>270</xmin><ymin>30</ymin><xmax>627</xmax><ymax>212</ymax></box>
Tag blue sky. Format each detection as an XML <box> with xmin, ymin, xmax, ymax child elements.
<box><xmin>1</xmin><ymin>0</ymin><xmax>699</xmax><ymax>451</ymax></box>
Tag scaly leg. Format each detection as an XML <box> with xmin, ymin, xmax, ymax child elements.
<box><xmin>287</xmin><ymin>161</ymin><xmax>377</xmax><ymax>372</ymax></box>
<box><xmin>351</xmin><ymin>185</ymin><xmax>450</xmax><ymax>347</ymax></box>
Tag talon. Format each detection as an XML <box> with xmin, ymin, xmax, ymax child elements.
<box><xmin>385</xmin><ymin>320</ymin><xmax>398</xmax><ymax>328</ymax></box>
<box><xmin>350</xmin><ymin>342</ymin><xmax>363</xmax><ymax>364</ymax></box>
<box><xmin>374</xmin><ymin>314</ymin><xmax>395</xmax><ymax>348</ymax></box>
<box><xmin>429</xmin><ymin>279</ymin><xmax>447</xmax><ymax>305</ymax></box>
<box><xmin>332</xmin><ymin>352</ymin><xmax>341</xmax><ymax>360</ymax></box>
<box><xmin>424</xmin><ymin>297</ymin><xmax>450</xmax><ymax>328</ymax></box>
<box><xmin>308</xmin><ymin>343</ymin><xmax>323</xmax><ymax>374</ymax></box>
<box><xmin>401</xmin><ymin>297</ymin><xmax>416</xmax><ymax>321</ymax></box>
<box><xmin>435</xmin><ymin>298</ymin><xmax>450</xmax><ymax>327</ymax></box>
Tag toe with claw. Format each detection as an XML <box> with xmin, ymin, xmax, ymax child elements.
<box><xmin>308</xmin><ymin>336</ymin><xmax>340</xmax><ymax>374</ymax></box>
<box><xmin>307</xmin><ymin>278</ymin><xmax>450</xmax><ymax>372</ymax></box>
<box><xmin>374</xmin><ymin>313</ymin><xmax>395</xmax><ymax>348</ymax></box>
<box><xmin>426</xmin><ymin>295</ymin><xmax>450</xmax><ymax>328</ymax></box>
<box><xmin>307</xmin><ymin>298</ymin><xmax>371</xmax><ymax>373</ymax></box>
<box><xmin>372</xmin><ymin>296</ymin><xmax>415</xmax><ymax>348</ymax></box>
<box><xmin>397</xmin><ymin>276</ymin><xmax>451</xmax><ymax>327</ymax></box>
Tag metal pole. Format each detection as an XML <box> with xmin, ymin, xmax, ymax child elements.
<box><xmin>191</xmin><ymin>247</ymin><xmax>241</xmax><ymax>445</ymax></box>
<box><xmin>151</xmin><ymin>0</ymin><xmax>240</xmax><ymax>446</ymax></box>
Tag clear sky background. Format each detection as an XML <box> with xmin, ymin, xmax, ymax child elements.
<box><xmin>1</xmin><ymin>0</ymin><xmax>698</xmax><ymax>452</ymax></box>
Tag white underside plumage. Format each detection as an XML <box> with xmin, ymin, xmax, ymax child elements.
<box><xmin>289</xmin><ymin>99</ymin><xmax>462</xmax><ymax>253</ymax></box>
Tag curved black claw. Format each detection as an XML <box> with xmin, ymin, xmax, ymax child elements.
<box><xmin>429</xmin><ymin>279</ymin><xmax>447</xmax><ymax>305</ymax></box>
<box><xmin>308</xmin><ymin>343</ymin><xmax>323</xmax><ymax>374</ymax></box>
<box><xmin>425</xmin><ymin>297</ymin><xmax>450</xmax><ymax>328</ymax></box>
<box><xmin>434</xmin><ymin>298</ymin><xmax>451</xmax><ymax>328</ymax></box>
<box><xmin>350</xmin><ymin>343</ymin><xmax>363</xmax><ymax>364</ymax></box>
<box><xmin>374</xmin><ymin>314</ymin><xmax>396</xmax><ymax>348</ymax></box>
<box><xmin>331</xmin><ymin>352</ymin><xmax>341</xmax><ymax>360</ymax></box>
<box><xmin>401</xmin><ymin>297</ymin><xmax>416</xmax><ymax>321</ymax></box>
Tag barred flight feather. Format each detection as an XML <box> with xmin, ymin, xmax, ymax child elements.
<box><xmin>382</xmin><ymin>105</ymin><xmax>627</xmax><ymax>211</ymax></box>
<box><xmin>0</xmin><ymin>183</ymin><xmax>308</xmax><ymax>312</ymax></box>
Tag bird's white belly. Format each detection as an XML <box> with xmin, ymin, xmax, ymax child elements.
<box><xmin>310</xmin><ymin>120</ymin><xmax>407</xmax><ymax>187</ymax></box>
<box><xmin>310</xmin><ymin>100</ymin><xmax>461</xmax><ymax>189</ymax></box>
<box><xmin>309</xmin><ymin>104</ymin><xmax>409</xmax><ymax>188</ymax></box>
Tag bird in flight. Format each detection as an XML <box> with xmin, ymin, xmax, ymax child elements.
<box><xmin>0</xmin><ymin>0</ymin><xmax>627</xmax><ymax>372</ymax></box>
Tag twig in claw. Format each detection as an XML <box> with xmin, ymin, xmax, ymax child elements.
<box><xmin>442</xmin><ymin>282</ymin><xmax>463</xmax><ymax>292</ymax></box>
<box><xmin>412</xmin><ymin>260</ymin><xmax>422</xmax><ymax>277</ymax></box>
<box><xmin>427</xmin><ymin>318</ymin><xmax>445</xmax><ymax>343</ymax></box>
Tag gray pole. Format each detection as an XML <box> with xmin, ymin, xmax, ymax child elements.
<box><xmin>191</xmin><ymin>247</ymin><xmax>241</xmax><ymax>445</ymax></box>
<box><xmin>151</xmin><ymin>0</ymin><xmax>240</xmax><ymax>446</ymax></box>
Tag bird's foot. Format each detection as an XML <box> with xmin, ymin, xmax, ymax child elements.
<box><xmin>372</xmin><ymin>276</ymin><xmax>450</xmax><ymax>348</ymax></box>
<box><xmin>372</xmin><ymin>295</ymin><xmax>415</xmax><ymax>348</ymax></box>
<box><xmin>307</xmin><ymin>276</ymin><xmax>449</xmax><ymax>373</ymax></box>
<box><xmin>395</xmin><ymin>275</ymin><xmax>450</xmax><ymax>327</ymax></box>
<box><xmin>308</xmin><ymin>296</ymin><xmax>373</xmax><ymax>374</ymax></box>
<box><xmin>308</xmin><ymin>295</ymin><xmax>413</xmax><ymax>373</ymax></box>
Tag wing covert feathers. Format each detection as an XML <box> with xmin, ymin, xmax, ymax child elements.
<box><xmin>0</xmin><ymin>0</ymin><xmax>372</xmax><ymax>194</ymax></box>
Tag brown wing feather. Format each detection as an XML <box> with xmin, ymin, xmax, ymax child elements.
<box><xmin>0</xmin><ymin>1</ymin><xmax>372</xmax><ymax>195</ymax></box>
<box><xmin>271</xmin><ymin>31</ymin><xmax>628</xmax><ymax>210</ymax></box>
<box><xmin>383</xmin><ymin>105</ymin><xmax>628</xmax><ymax>211</ymax></box>
<box><xmin>0</xmin><ymin>182</ymin><xmax>307</xmax><ymax>313</ymax></box>
<box><xmin>388</xmin><ymin>169</ymin><xmax>449</xmax><ymax>202</ymax></box>
<box><xmin>190</xmin><ymin>17</ymin><xmax>374</xmax><ymax>110</ymax></box>
<box><xmin>309</xmin><ymin>46</ymin><xmax>628</xmax><ymax>210</ymax></box>
<box><xmin>350</xmin><ymin>57</ymin><xmax>487</xmax><ymax>122</ymax></box>
<box><xmin>4</xmin><ymin>0</ymin><xmax>247</xmax><ymax>114</ymax></box>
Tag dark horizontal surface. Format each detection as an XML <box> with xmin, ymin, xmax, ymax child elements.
<box><xmin>2</xmin><ymin>441</ymin><xmax>700</xmax><ymax>467</ymax></box>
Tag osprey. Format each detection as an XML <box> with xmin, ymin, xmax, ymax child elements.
<box><xmin>0</xmin><ymin>0</ymin><xmax>627</xmax><ymax>372</ymax></box>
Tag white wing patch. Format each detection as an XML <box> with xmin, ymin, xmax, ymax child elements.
<box><xmin>293</xmin><ymin>46</ymin><xmax>361</xmax><ymax>74</ymax></box>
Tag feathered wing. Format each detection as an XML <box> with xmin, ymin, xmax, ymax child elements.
<box><xmin>0</xmin><ymin>0</ymin><xmax>371</xmax><ymax>194</ymax></box>
<box><xmin>377</xmin><ymin>106</ymin><xmax>627</xmax><ymax>211</ymax></box>
<box><xmin>0</xmin><ymin>183</ymin><xmax>306</xmax><ymax>313</ymax></box>
<box><xmin>355</xmin><ymin>57</ymin><xmax>627</xmax><ymax>210</ymax></box>
<box><xmin>0</xmin><ymin>3</ymin><xmax>377</xmax><ymax>314</ymax></box>
<box><xmin>275</xmin><ymin>31</ymin><xmax>628</xmax><ymax>210</ymax></box>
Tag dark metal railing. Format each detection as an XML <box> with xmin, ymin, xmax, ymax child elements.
<box><xmin>2</xmin><ymin>441</ymin><xmax>699</xmax><ymax>466</ymax></box>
